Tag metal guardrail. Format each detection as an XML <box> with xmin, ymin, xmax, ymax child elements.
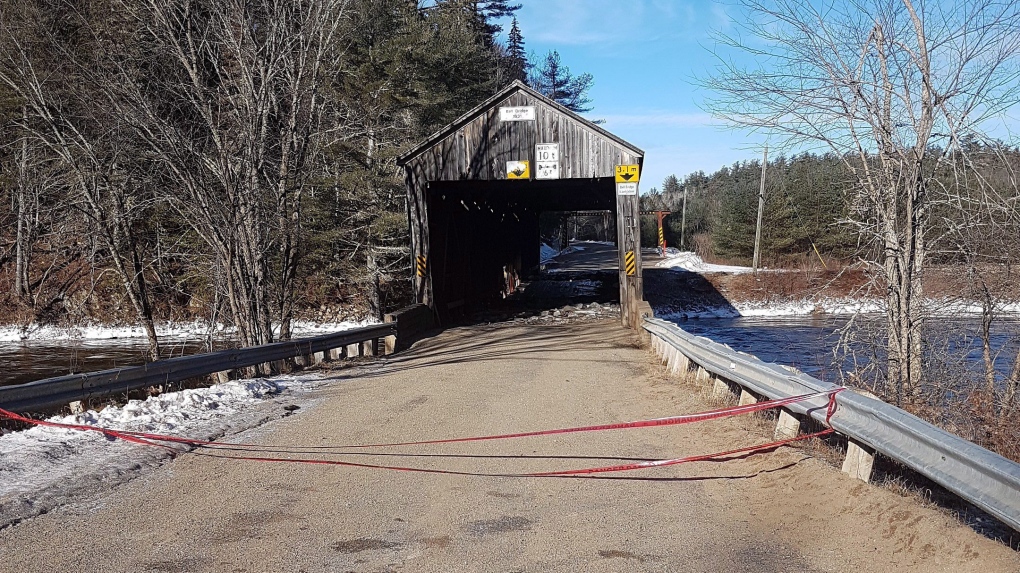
<box><xmin>0</xmin><ymin>322</ymin><xmax>397</xmax><ymax>414</ymax></box>
<box><xmin>642</xmin><ymin>317</ymin><xmax>1020</xmax><ymax>534</ymax></box>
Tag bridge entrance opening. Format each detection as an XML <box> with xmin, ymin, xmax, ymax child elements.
<box><xmin>398</xmin><ymin>81</ymin><xmax>647</xmax><ymax>327</ymax></box>
<box><xmin>424</xmin><ymin>180</ymin><xmax>618</xmax><ymax>317</ymax></box>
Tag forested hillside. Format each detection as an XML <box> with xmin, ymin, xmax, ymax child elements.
<box><xmin>642</xmin><ymin>144</ymin><xmax>1020</xmax><ymax>269</ymax></box>
<box><xmin>0</xmin><ymin>0</ymin><xmax>595</xmax><ymax>356</ymax></box>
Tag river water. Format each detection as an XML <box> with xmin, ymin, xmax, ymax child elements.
<box><xmin>2</xmin><ymin>315</ymin><xmax>1017</xmax><ymax>389</ymax></box>
<box><xmin>0</xmin><ymin>339</ymin><xmax>221</xmax><ymax>387</ymax></box>
<box><xmin>670</xmin><ymin>315</ymin><xmax>1020</xmax><ymax>386</ymax></box>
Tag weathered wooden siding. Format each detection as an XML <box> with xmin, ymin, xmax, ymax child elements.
<box><xmin>403</xmin><ymin>91</ymin><xmax>642</xmax><ymax>182</ymax></box>
<box><xmin>400</xmin><ymin>81</ymin><xmax>645</xmax><ymax>326</ymax></box>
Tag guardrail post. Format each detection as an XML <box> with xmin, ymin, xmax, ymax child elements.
<box><xmin>676</xmin><ymin>353</ymin><xmax>690</xmax><ymax>374</ymax></box>
<box><xmin>738</xmin><ymin>388</ymin><xmax>758</xmax><ymax>406</ymax></box>
<box><xmin>842</xmin><ymin>438</ymin><xmax>875</xmax><ymax>483</ymax></box>
<box><xmin>774</xmin><ymin>409</ymin><xmax>801</xmax><ymax>439</ymax></box>
<box><xmin>655</xmin><ymin>339</ymin><xmax>666</xmax><ymax>363</ymax></box>
<box><xmin>711</xmin><ymin>374</ymin><xmax>731</xmax><ymax>399</ymax></box>
<box><xmin>346</xmin><ymin>343</ymin><xmax>360</xmax><ymax>358</ymax></box>
<box><xmin>69</xmin><ymin>400</ymin><xmax>84</xmax><ymax>414</ymax></box>
<box><xmin>328</xmin><ymin>347</ymin><xmax>342</xmax><ymax>361</ymax></box>
<box><xmin>313</xmin><ymin>351</ymin><xmax>326</xmax><ymax>365</ymax></box>
<box><xmin>664</xmin><ymin>346</ymin><xmax>676</xmax><ymax>369</ymax></box>
<box><xmin>213</xmin><ymin>370</ymin><xmax>231</xmax><ymax>384</ymax></box>
<box><xmin>361</xmin><ymin>340</ymin><xmax>375</xmax><ymax>357</ymax></box>
<box><xmin>384</xmin><ymin>334</ymin><xmax>396</xmax><ymax>355</ymax></box>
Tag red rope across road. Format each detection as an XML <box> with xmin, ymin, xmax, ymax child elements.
<box><xmin>0</xmin><ymin>389</ymin><xmax>843</xmax><ymax>476</ymax></box>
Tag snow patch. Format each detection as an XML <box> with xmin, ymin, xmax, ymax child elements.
<box><xmin>540</xmin><ymin>243</ymin><xmax>584</xmax><ymax>263</ymax></box>
<box><xmin>657</xmin><ymin>296</ymin><xmax>1020</xmax><ymax>320</ymax></box>
<box><xmin>656</xmin><ymin>250</ymin><xmax>755</xmax><ymax>274</ymax></box>
<box><xmin>0</xmin><ymin>319</ymin><xmax>377</xmax><ymax>343</ymax></box>
<box><xmin>0</xmin><ymin>373</ymin><xmax>320</xmax><ymax>527</ymax></box>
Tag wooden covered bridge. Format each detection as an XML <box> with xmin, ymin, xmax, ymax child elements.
<box><xmin>397</xmin><ymin>80</ymin><xmax>648</xmax><ymax>326</ymax></box>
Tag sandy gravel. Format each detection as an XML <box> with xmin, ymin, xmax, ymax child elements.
<box><xmin>0</xmin><ymin>320</ymin><xmax>1016</xmax><ymax>572</ymax></box>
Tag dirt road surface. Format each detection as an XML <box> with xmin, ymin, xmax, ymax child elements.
<box><xmin>0</xmin><ymin>320</ymin><xmax>1016</xmax><ymax>572</ymax></box>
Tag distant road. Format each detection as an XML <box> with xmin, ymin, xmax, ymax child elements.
<box><xmin>545</xmin><ymin>241</ymin><xmax>664</xmax><ymax>272</ymax></box>
<box><xmin>0</xmin><ymin>320</ymin><xmax>1015</xmax><ymax>572</ymax></box>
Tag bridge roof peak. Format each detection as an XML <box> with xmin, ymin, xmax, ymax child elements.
<box><xmin>397</xmin><ymin>80</ymin><xmax>643</xmax><ymax>171</ymax></box>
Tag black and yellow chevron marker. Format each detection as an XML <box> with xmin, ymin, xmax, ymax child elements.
<box><xmin>416</xmin><ymin>255</ymin><xmax>427</xmax><ymax>277</ymax></box>
<box><xmin>624</xmin><ymin>250</ymin><xmax>636</xmax><ymax>276</ymax></box>
<box><xmin>657</xmin><ymin>227</ymin><xmax>665</xmax><ymax>248</ymax></box>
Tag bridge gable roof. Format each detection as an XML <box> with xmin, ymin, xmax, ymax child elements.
<box><xmin>397</xmin><ymin>80</ymin><xmax>643</xmax><ymax>181</ymax></box>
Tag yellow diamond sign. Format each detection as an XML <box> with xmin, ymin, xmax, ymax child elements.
<box><xmin>615</xmin><ymin>164</ymin><xmax>640</xmax><ymax>183</ymax></box>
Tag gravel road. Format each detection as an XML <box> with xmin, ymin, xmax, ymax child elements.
<box><xmin>0</xmin><ymin>320</ymin><xmax>1016</xmax><ymax>572</ymax></box>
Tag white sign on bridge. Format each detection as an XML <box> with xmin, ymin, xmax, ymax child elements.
<box><xmin>616</xmin><ymin>182</ymin><xmax>638</xmax><ymax>196</ymax></box>
<box><xmin>499</xmin><ymin>106</ymin><xmax>536</xmax><ymax>121</ymax></box>
<box><xmin>535</xmin><ymin>143</ymin><xmax>559</xmax><ymax>179</ymax></box>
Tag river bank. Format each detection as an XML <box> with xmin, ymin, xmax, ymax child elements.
<box><xmin>0</xmin><ymin>318</ymin><xmax>377</xmax><ymax>343</ymax></box>
<box><xmin>648</xmin><ymin>250</ymin><xmax>1020</xmax><ymax>320</ymax></box>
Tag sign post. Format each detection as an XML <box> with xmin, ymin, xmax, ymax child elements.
<box><xmin>615</xmin><ymin>164</ymin><xmax>644</xmax><ymax>328</ymax></box>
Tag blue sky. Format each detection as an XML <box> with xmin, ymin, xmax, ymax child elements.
<box><xmin>513</xmin><ymin>0</ymin><xmax>768</xmax><ymax>192</ymax></box>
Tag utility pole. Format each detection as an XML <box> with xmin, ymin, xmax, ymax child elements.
<box><xmin>752</xmin><ymin>145</ymin><xmax>767</xmax><ymax>274</ymax></box>
<box><xmin>680</xmin><ymin>184</ymin><xmax>688</xmax><ymax>251</ymax></box>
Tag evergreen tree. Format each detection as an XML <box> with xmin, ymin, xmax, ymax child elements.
<box><xmin>506</xmin><ymin>17</ymin><xmax>529</xmax><ymax>83</ymax></box>
<box><xmin>472</xmin><ymin>0</ymin><xmax>521</xmax><ymax>39</ymax></box>
<box><xmin>530</xmin><ymin>50</ymin><xmax>594</xmax><ymax>113</ymax></box>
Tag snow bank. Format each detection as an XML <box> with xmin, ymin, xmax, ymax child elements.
<box><xmin>656</xmin><ymin>250</ymin><xmax>755</xmax><ymax>274</ymax></box>
<box><xmin>0</xmin><ymin>319</ymin><xmax>378</xmax><ymax>343</ymax></box>
<box><xmin>540</xmin><ymin>243</ymin><xmax>560</xmax><ymax>263</ymax></box>
<box><xmin>658</xmin><ymin>296</ymin><xmax>1020</xmax><ymax>320</ymax></box>
<box><xmin>0</xmin><ymin>373</ymin><xmax>318</xmax><ymax>527</ymax></box>
<box><xmin>540</xmin><ymin>243</ymin><xmax>584</xmax><ymax>263</ymax></box>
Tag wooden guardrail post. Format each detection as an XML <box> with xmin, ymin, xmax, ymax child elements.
<box><xmin>711</xmin><ymin>374</ymin><xmax>731</xmax><ymax>399</ymax></box>
<box><xmin>842</xmin><ymin>438</ymin><xmax>876</xmax><ymax>482</ymax></box>
<box><xmin>775</xmin><ymin>409</ymin><xmax>801</xmax><ymax>439</ymax></box>
<box><xmin>738</xmin><ymin>388</ymin><xmax>757</xmax><ymax>406</ymax></box>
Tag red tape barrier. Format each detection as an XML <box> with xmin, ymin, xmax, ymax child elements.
<box><xmin>0</xmin><ymin>389</ymin><xmax>842</xmax><ymax>476</ymax></box>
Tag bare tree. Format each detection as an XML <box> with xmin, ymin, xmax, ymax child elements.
<box><xmin>704</xmin><ymin>0</ymin><xmax>1020</xmax><ymax>403</ymax></box>
<box><xmin>109</xmin><ymin>0</ymin><xmax>349</xmax><ymax>347</ymax></box>
<box><xmin>0</xmin><ymin>9</ymin><xmax>163</xmax><ymax>360</ymax></box>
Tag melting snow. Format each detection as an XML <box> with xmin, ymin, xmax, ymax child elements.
<box><xmin>0</xmin><ymin>374</ymin><xmax>321</xmax><ymax>527</ymax></box>
<box><xmin>0</xmin><ymin>319</ymin><xmax>377</xmax><ymax>343</ymax></box>
<box><xmin>655</xmin><ymin>250</ymin><xmax>755</xmax><ymax>274</ymax></box>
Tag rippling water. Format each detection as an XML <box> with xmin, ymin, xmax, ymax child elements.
<box><xmin>0</xmin><ymin>339</ymin><xmax>224</xmax><ymax>387</ymax></box>
<box><xmin>670</xmin><ymin>315</ymin><xmax>1020</xmax><ymax>386</ymax></box>
<box><xmin>3</xmin><ymin>315</ymin><xmax>1017</xmax><ymax>389</ymax></box>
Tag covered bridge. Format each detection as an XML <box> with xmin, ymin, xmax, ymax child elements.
<box><xmin>397</xmin><ymin>80</ymin><xmax>646</xmax><ymax>326</ymax></box>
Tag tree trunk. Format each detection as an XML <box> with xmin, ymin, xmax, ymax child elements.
<box><xmin>978</xmin><ymin>281</ymin><xmax>997</xmax><ymax>394</ymax></box>
<box><xmin>14</xmin><ymin>105</ymin><xmax>30</xmax><ymax>300</ymax></box>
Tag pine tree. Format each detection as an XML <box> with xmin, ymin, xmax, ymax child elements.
<box><xmin>530</xmin><ymin>50</ymin><xmax>594</xmax><ymax>113</ymax></box>
<box><xmin>472</xmin><ymin>0</ymin><xmax>521</xmax><ymax>39</ymax></box>
<box><xmin>506</xmin><ymin>17</ymin><xmax>528</xmax><ymax>83</ymax></box>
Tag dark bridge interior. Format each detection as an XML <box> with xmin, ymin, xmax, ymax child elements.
<box><xmin>426</xmin><ymin>178</ymin><xmax>617</xmax><ymax>318</ymax></box>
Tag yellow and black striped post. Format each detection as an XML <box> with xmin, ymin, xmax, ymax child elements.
<box><xmin>657</xmin><ymin>226</ymin><xmax>665</xmax><ymax>250</ymax></box>
<box><xmin>624</xmin><ymin>250</ymin><xmax>637</xmax><ymax>276</ymax></box>
<box><xmin>416</xmin><ymin>255</ymin><xmax>427</xmax><ymax>278</ymax></box>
